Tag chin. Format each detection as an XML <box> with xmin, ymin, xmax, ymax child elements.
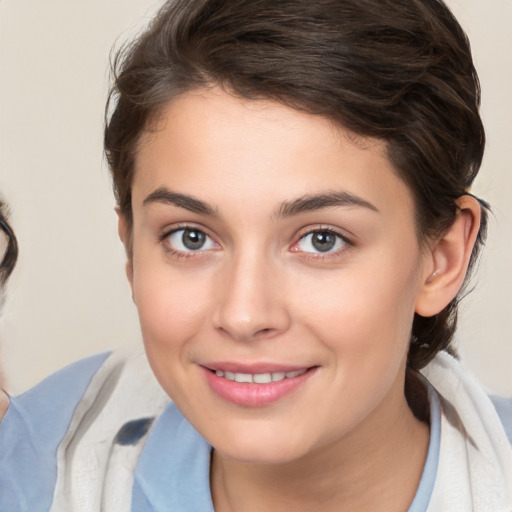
<box><xmin>208</xmin><ymin>424</ymin><xmax>315</xmax><ymax>466</ymax></box>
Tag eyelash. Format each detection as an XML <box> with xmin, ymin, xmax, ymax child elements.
<box><xmin>159</xmin><ymin>224</ymin><xmax>219</xmax><ymax>260</ymax></box>
<box><xmin>291</xmin><ymin>227</ymin><xmax>353</xmax><ymax>261</ymax></box>
<box><xmin>159</xmin><ymin>225</ymin><xmax>353</xmax><ymax>261</ymax></box>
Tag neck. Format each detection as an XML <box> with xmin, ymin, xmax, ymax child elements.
<box><xmin>211</xmin><ymin>384</ymin><xmax>429</xmax><ymax>512</ymax></box>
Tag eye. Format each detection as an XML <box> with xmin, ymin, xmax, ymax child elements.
<box><xmin>295</xmin><ymin>230</ymin><xmax>347</xmax><ymax>254</ymax></box>
<box><xmin>167</xmin><ymin>228</ymin><xmax>217</xmax><ymax>252</ymax></box>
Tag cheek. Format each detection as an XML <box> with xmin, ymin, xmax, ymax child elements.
<box><xmin>292</xmin><ymin>266</ymin><xmax>420</xmax><ymax>435</ymax></box>
<box><xmin>134</xmin><ymin>270</ymin><xmax>208</xmax><ymax>346</ymax></box>
<box><xmin>130</xmin><ymin>254</ymin><xmax>216</xmax><ymax>389</ymax></box>
<box><xmin>132</xmin><ymin>274</ymin><xmax>210</xmax><ymax>404</ymax></box>
<box><xmin>297</xmin><ymin>259</ymin><xmax>420</xmax><ymax>370</ymax></box>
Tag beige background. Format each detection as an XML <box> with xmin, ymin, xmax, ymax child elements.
<box><xmin>0</xmin><ymin>0</ymin><xmax>510</xmax><ymax>395</ymax></box>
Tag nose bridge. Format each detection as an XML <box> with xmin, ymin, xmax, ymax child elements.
<box><xmin>213</xmin><ymin>245</ymin><xmax>289</xmax><ymax>340</ymax></box>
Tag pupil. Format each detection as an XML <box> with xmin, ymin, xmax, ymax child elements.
<box><xmin>312</xmin><ymin>231</ymin><xmax>335</xmax><ymax>252</ymax></box>
<box><xmin>182</xmin><ymin>229</ymin><xmax>206</xmax><ymax>250</ymax></box>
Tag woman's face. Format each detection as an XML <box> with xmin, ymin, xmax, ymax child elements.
<box><xmin>127</xmin><ymin>87</ymin><xmax>431</xmax><ymax>464</ymax></box>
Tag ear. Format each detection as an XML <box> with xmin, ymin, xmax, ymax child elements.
<box><xmin>415</xmin><ymin>196</ymin><xmax>482</xmax><ymax>317</ymax></box>
<box><xmin>116</xmin><ymin>209</ymin><xmax>134</xmax><ymax>290</ymax></box>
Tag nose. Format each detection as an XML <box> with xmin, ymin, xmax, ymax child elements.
<box><xmin>212</xmin><ymin>251</ymin><xmax>291</xmax><ymax>342</ymax></box>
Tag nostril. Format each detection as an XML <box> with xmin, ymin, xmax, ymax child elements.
<box><xmin>255</xmin><ymin>327</ymin><xmax>274</xmax><ymax>337</ymax></box>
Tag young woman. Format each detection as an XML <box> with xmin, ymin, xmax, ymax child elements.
<box><xmin>1</xmin><ymin>0</ymin><xmax>511</xmax><ymax>511</ymax></box>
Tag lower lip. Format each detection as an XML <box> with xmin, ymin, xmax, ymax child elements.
<box><xmin>201</xmin><ymin>367</ymin><xmax>317</xmax><ymax>407</ymax></box>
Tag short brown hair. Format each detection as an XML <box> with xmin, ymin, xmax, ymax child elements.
<box><xmin>105</xmin><ymin>0</ymin><xmax>488</xmax><ymax>370</ymax></box>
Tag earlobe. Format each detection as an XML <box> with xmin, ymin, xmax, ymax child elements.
<box><xmin>415</xmin><ymin>196</ymin><xmax>481</xmax><ymax>317</ymax></box>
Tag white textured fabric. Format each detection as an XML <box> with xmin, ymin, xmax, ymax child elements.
<box><xmin>422</xmin><ymin>352</ymin><xmax>512</xmax><ymax>511</ymax></box>
<box><xmin>49</xmin><ymin>349</ymin><xmax>169</xmax><ymax>512</ymax></box>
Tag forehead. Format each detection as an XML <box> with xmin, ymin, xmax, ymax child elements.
<box><xmin>132</xmin><ymin>88</ymin><xmax>414</xmax><ymax>218</ymax></box>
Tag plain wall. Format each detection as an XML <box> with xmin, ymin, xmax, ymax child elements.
<box><xmin>0</xmin><ymin>0</ymin><xmax>510</xmax><ymax>395</ymax></box>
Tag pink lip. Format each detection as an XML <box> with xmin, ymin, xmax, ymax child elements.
<box><xmin>200</xmin><ymin>364</ymin><xmax>317</xmax><ymax>407</ymax></box>
<box><xmin>203</xmin><ymin>361</ymin><xmax>309</xmax><ymax>373</ymax></box>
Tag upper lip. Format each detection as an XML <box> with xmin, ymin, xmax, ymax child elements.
<box><xmin>201</xmin><ymin>362</ymin><xmax>315</xmax><ymax>373</ymax></box>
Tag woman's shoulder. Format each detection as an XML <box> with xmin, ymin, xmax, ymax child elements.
<box><xmin>48</xmin><ymin>350</ymin><xmax>170</xmax><ymax>512</ymax></box>
<box><xmin>491</xmin><ymin>395</ymin><xmax>512</xmax><ymax>445</ymax></box>
<box><xmin>130</xmin><ymin>403</ymin><xmax>214</xmax><ymax>512</ymax></box>
<box><xmin>0</xmin><ymin>350</ymin><xmax>170</xmax><ymax>512</ymax></box>
<box><xmin>9</xmin><ymin>351</ymin><xmax>112</xmax><ymax>415</ymax></box>
<box><xmin>0</xmin><ymin>352</ymin><xmax>113</xmax><ymax>512</ymax></box>
<box><xmin>1</xmin><ymin>350</ymin><xmax>113</xmax><ymax>443</ymax></box>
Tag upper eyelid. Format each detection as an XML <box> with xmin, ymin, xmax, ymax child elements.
<box><xmin>289</xmin><ymin>227</ymin><xmax>352</xmax><ymax>255</ymax></box>
<box><xmin>157</xmin><ymin>223</ymin><xmax>354</xmax><ymax>250</ymax></box>
<box><xmin>159</xmin><ymin>223</ymin><xmax>215</xmax><ymax>241</ymax></box>
<box><xmin>290</xmin><ymin>229</ymin><xmax>354</xmax><ymax>262</ymax></box>
<box><xmin>159</xmin><ymin>224</ymin><xmax>222</xmax><ymax>256</ymax></box>
<box><xmin>295</xmin><ymin>226</ymin><xmax>353</xmax><ymax>244</ymax></box>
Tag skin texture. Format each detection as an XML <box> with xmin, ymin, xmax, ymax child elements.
<box><xmin>120</xmin><ymin>87</ymin><xmax>480</xmax><ymax>511</ymax></box>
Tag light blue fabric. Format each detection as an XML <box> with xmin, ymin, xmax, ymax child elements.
<box><xmin>491</xmin><ymin>395</ymin><xmax>512</xmax><ymax>445</ymax></box>
<box><xmin>132</xmin><ymin>405</ymin><xmax>214</xmax><ymax>512</ymax></box>
<box><xmin>408</xmin><ymin>385</ymin><xmax>441</xmax><ymax>512</ymax></box>
<box><xmin>131</xmin><ymin>386</ymin><xmax>442</xmax><ymax>512</ymax></box>
<box><xmin>0</xmin><ymin>352</ymin><xmax>110</xmax><ymax>512</ymax></box>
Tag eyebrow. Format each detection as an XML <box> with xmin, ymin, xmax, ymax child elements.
<box><xmin>276</xmin><ymin>191</ymin><xmax>379</xmax><ymax>218</ymax></box>
<box><xmin>143</xmin><ymin>187</ymin><xmax>378</xmax><ymax>219</ymax></box>
<box><xmin>143</xmin><ymin>187</ymin><xmax>219</xmax><ymax>216</ymax></box>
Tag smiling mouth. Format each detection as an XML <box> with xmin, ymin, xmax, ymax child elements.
<box><xmin>203</xmin><ymin>365</ymin><xmax>318</xmax><ymax>406</ymax></box>
<box><xmin>212</xmin><ymin>368</ymin><xmax>308</xmax><ymax>384</ymax></box>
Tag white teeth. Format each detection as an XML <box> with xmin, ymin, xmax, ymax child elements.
<box><xmin>234</xmin><ymin>373</ymin><xmax>253</xmax><ymax>383</ymax></box>
<box><xmin>214</xmin><ymin>369</ymin><xmax>308</xmax><ymax>383</ymax></box>
<box><xmin>284</xmin><ymin>370</ymin><xmax>303</xmax><ymax>378</ymax></box>
<box><xmin>253</xmin><ymin>373</ymin><xmax>272</xmax><ymax>384</ymax></box>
